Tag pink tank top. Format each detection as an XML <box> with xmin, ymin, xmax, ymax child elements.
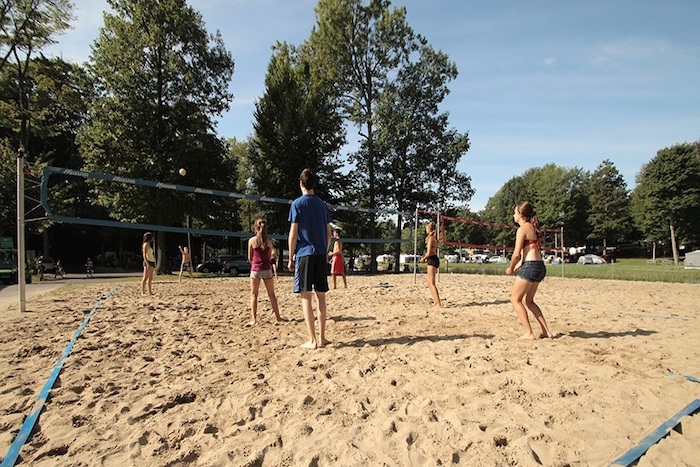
<box><xmin>251</xmin><ymin>246</ymin><xmax>271</xmax><ymax>272</ymax></box>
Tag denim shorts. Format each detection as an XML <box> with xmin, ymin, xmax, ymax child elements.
<box><xmin>516</xmin><ymin>260</ymin><xmax>546</xmax><ymax>283</ymax></box>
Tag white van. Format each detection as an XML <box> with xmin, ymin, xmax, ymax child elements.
<box><xmin>400</xmin><ymin>254</ymin><xmax>421</xmax><ymax>264</ymax></box>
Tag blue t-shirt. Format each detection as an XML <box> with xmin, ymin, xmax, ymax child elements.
<box><xmin>288</xmin><ymin>194</ymin><xmax>331</xmax><ymax>258</ymax></box>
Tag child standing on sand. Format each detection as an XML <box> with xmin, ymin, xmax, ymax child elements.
<box><xmin>329</xmin><ymin>229</ymin><xmax>347</xmax><ymax>289</ymax></box>
<box><xmin>247</xmin><ymin>218</ymin><xmax>282</xmax><ymax>326</ymax></box>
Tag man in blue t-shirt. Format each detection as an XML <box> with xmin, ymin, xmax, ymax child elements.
<box><xmin>288</xmin><ymin>168</ymin><xmax>332</xmax><ymax>349</ymax></box>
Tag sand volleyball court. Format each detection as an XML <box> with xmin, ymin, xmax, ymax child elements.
<box><xmin>1</xmin><ymin>274</ymin><xmax>699</xmax><ymax>465</ymax></box>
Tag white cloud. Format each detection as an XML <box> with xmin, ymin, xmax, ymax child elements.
<box><xmin>590</xmin><ymin>37</ymin><xmax>671</xmax><ymax>67</ymax></box>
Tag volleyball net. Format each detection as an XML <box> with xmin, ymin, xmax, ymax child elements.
<box><xmin>416</xmin><ymin>209</ymin><xmax>563</xmax><ymax>256</ymax></box>
<box><xmin>40</xmin><ymin>166</ymin><xmax>413</xmax><ymax>245</ymax></box>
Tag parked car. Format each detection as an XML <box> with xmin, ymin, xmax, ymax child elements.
<box><xmin>40</xmin><ymin>256</ymin><xmax>56</xmax><ymax>274</ymax></box>
<box><xmin>472</xmin><ymin>254</ymin><xmax>490</xmax><ymax>264</ymax></box>
<box><xmin>399</xmin><ymin>254</ymin><xmax>421</xmax><ymax>264</ymax></box>
<box><xmin>489</xmin><ymin>255</ymin><xmax>509</xmax><ymax>264</ymax></box>
<box><xmin>602</xmin><ymin>252</ymin><xmax>616</xmax><ymax>263</ymax></box>
<box><xmin>222</xmin><ymin>255</ymin><xmax>251</xmax><ymax>276</ymax></box>
<box><xmin>196</xmin><ymin>260</ymin><xmax>224</xmax><ymax>273</ymax></box>
<box><xmin>602</xmin><ymin>248</ymin><xmax>616</xmax><ymax>263</ymax></box>
<box><xmin>445</xmin><ymin>254</ymin><xmax>460</xmax><ymax>263</ymax></box>
<box><xmin>0</xmin><ymin>249</ymin><xmax>32</xmax><ymax>284</ymax></box>
<box><xmin>196</xmin><ymin>254</ymin><xmax>237</xmax><ymax>273</ymax></box>
<box><xmin>577</xmin><ymin>254</ymin><xmax>606</xmax><ymax>265</ymax></box>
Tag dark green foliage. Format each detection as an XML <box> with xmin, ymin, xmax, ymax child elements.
<box><xmin>79</xmin><ymin>0</ymin><xmax>236</xmax><ymax>236</ymax></box>
<box><xmin>632</xmin><ymin>141</ymin><xmax>700</xmax><ymax>247</ymax></box>
<box><xmin>248</xmin><ymin>43</ymin><xmax>346</xmax><ymax>235</ymax></box>
<box><xmin>0</xmin><ymin>56</ymin><xmax>92</xmax><ymax>237</ymax></box>
<box><xmin>482</xmin><ymin>164</ymin><xmax>590</xmax><ymax>248</ymax></box>
<box><xmin>586</xmin><ymin>159</ymin><xmax>634</xmax><ymax>247</ymax></box>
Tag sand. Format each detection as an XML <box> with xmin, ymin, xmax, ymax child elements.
<box><xmin>1</xmin><ymin>273</ymin><xmax>699</xmax><ymax>466</ymax></box>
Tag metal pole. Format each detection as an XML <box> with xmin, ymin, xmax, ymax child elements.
<box><xmin>436</xmin><ymin>209</ymin><xmax>440</xmax><ymax>283</ymax></box>
<box><xmin>17</xmin><ymin>147</ymin><xmax>26</xmax><ymax>312</ymax></box>
<box><xmin>187</xmin><ymin>215</ymin><xmax>193</xmax><ymax>271</ymax></box>
<box><xmin>560</xmin><ymin>227</ymin><xmax>565</xmax><ymax>278</ymax></box>
<box><xmin>413</xmin><ymin>208</ymin><xmax>418</xmax><ymax>285</ymax></box>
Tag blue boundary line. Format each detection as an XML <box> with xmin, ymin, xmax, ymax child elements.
<box><xmin>667</xmin><ymin>370</ymin><xmax>700</xmax><ymax>383</ymax></box>
<box><xmin>1</xmin><ymin>286</ymin><xmax>120</xmax><ymax>467</ymax></box>
<box><xmin>609</xmin><ymin>398</ymin><xmax>700</xmax><ymax>466</ymax></box>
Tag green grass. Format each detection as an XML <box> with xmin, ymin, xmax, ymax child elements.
<box><xmin>432</xmin><ymin>258</ymin><xmax>700</xmax><ymax>284</ymax></box>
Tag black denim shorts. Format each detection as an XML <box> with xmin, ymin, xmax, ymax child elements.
<box><xmin>516</xmin><ymin>260</ymin><xmax>546</xmax><ymax>283</ymax></box>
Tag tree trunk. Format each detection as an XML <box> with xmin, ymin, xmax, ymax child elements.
<box><xmin>669</xmin><ymin>221</ymin><xmax>679</xmax><ymax>266</ymax></box>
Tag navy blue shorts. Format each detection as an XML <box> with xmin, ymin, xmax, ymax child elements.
<box><xmin>516</xmin><ymin>260</ymin><xmax>546</xmax><ymax>283</ymax></box>
<box><xmin>426</xmin><ymin>255</ymin><xmax>439</xmax><ymax>268</ymax></box>
<box><xmin>294</xmin><ymin>255</ymin><xmax>329</xmax><ymax>293</ymax></box>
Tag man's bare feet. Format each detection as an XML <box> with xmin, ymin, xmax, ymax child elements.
<box><xmin>518</xmin><ymin>333</ymin><xmax>536</xmax><ymax>340</ymax></box>
<box><xmin>300</xmin><ymin>341</ymin><xmax>317</xmax><ymax>349</ymax></box>
<box><xmin>540</xmin><ymin>332</ymin><xmax>554</xmax><ymax>340</ymax></box>
<box><xmin>244</xmin><ymin>321</ymin><xmax>256</xmax><ymax>328</ymax></box>
<box><xmin>318</xmin><ymin>339</ymin><xmax>330</xmax><ymax>348</ymax></box>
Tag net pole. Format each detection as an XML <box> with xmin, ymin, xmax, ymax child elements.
<box><xmin>16</xmin><ymin>147</ymin><xmax>26</xmax><ymax>312</ymax></box>
<box><xmin>561</xmin><ymin>227</ymin><xmax>565</xmax><ymax>278</ymax></box>
<box><xmin>413</xmin><ymin>208</ymin><xmax>418</xmax><ymax>285</ymax></box>
<box><xmin>187</xmin><ymin>215</ymin><xmax>193</xmax><ymax>271</ymax></box>
<box><xmin>436</xmin><ymin>209</ymin><xmax>441</xmax><ymax>283</ymax></box>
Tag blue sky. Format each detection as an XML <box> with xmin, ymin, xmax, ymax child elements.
<box><xmin>46</xmin><ymin>0</ymin><xmax>700</xmax><ymax>211</ymax></box>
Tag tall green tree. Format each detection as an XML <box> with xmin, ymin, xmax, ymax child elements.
<box><xmin>0</xmin><ymin>0</ymin><xmax>73</xmax><ymax>246</ymax></box>
<box><xmin>374</xmin><ymin>43</ymin><xmax>472</xmax><ymax>266</ymax></box>
<box><xmin>0</xmin><ymin>55</ymin><xmax>89</xmax><ymax>249</ymax></box>
<box><xmin>249</xmin><ymin>42</ymin><xmax>345</xmax><ymax>236</ymax></box>
<box><xmin>79</xmin><ymin>0</ymin><xmax>235</xmax><ymax>269</ymax></box>
<box><xmin>586</xmin><ymin>159</ymin><xmax>632</xmax><ymax>249</ymax></box>
<box><xmin>309</xmin><ymin>0</ymin><xmax>416</xmax><ymax>270</ymax></box>
<box><xmin>1</xmin><ymin>0</ymin><xmax>73</xmax><ymax>73</ymax></box>
<box><xmin>631</xmin><ymin>141</ymin><xmax>700</xmax><ymax>264</ymax></box>
<box><xmin>483</xmin><ymin>164</ymin><xmax>591</xmax><ymax>249</ymax></box>
<box><xmin>1</xmin><ymin>0</ymin><xmax>73</xmax><ymax>154</ymax></box>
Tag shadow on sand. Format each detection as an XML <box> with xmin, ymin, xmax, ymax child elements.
<box><xmin>567</xmin><ymin>329</ymin><xmax>657</xmax><ymax>339</ymax></box>
<box><xmin>335</xmin><ymin>333</ymin><xmax>494</xmax><ymax>348</ymax></box>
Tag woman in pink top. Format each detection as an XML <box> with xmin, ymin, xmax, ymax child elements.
<box><xmin>246</xmin><ymin>218</ymin><xmax>282</xmax><ymax>326</ymax></box>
